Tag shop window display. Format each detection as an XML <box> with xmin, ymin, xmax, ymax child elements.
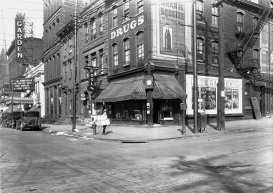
<box><xmin>186</xmin><ymin>75</ymin><xmax>242</xmax><ymax>115</ymax></box>
<box><xmin>112</xmin><ymin>102</ymin><xmax>144</xmax><ymax>121</ymax></box>
<box><xmin>225</xmin><ymin>89</ymin><xmax>239</xmax><ymax>110</ymax></box>
<box><xmin>160</xmin><ymin>101</ymin><xmax>174</xmax><ymax>120</ymax></box>
<box><xmin>199</xmin><ymin>87</ymin><xmax>216</xmax><ymax>110</ymax></box>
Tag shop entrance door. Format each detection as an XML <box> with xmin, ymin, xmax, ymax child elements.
<box><xmin>153</xmin><ymin>100</ymin><xmax>160</xmax><ymax>124</ymax></box>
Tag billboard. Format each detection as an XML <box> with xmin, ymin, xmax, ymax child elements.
<box><xmin>10</xmin><ymin>78</ymin><xmax>34</xmax><ymax>92</ymax></box>
<box><xmin>151</xmin><ymin>1</ymin><xmax>192</xmax><ymax>60</ymax></box>
<box><xmin>186</xmin><ymin>75</ymin><xmax>243</xmax><ymax>115</ymax></box>
<box><xmin>15</xmin><ymin>14</ymin><xmax>25</xmax><ymax>63</ymax></box>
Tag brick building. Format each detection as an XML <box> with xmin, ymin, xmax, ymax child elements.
<box><xmin>42</xmin><ymin>0</ymin><xmax>90</xmax><ymax>121</ymax></box>
<box><xmin>43</xmin><ymin>0</ymin><xmax>273</xmax><ymax>124</ymax></box>
<box><xmin>78</xmin><ymin>0</ymin><xmax>108</xmax><ymax>117</ymax></box>
<box><xmin>95</xmin><ymin>0</ymin><xmax>273</xmax><ymax>125</ymax></box>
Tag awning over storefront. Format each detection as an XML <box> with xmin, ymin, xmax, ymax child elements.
<box><xmin>96</xmin><ymin>76</ymin><xmax>146</xmax><ymax>102</ymax></box>
<box><xmin>153</xmin><ymin>73</ymin><xmax>186</xmax><ymax>99</ymax></box>
<box><xmin>96</xmin><ymin>73</ymin><xmax>186</xmax><ymax>102</ymax></box>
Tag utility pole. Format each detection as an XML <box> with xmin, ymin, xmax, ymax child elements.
<box><xmin>217</xmin><ymin>4</ymin><xmax>225</xmax><ymax>130</ymax></box>
<box><xmin>72</xmin><ymin>0</ymin><xmax>78</xmax><ymax>132</ymax></box>
<box><xmin>268</xmin><ymin>21</ymin><xmax>271</xmax><ymax>116</ymax></box>
<box><xmin>192</xmin><ymin>0</ymin><xmax>198</xmax><ymax>133</ymax></box>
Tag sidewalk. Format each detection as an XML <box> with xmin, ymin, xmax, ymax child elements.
<box><xmin>42</xmin><ymin>117</ymin><xmax>273</xmax><ymax>142</ymax></box>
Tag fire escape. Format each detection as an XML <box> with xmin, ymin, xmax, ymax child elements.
<box><xmin>214</xmin><ymin>0</ymin><xmax>273</xmax><ymax>81</ymax></box>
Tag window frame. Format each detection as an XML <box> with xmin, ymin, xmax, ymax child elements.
<box><xmin>123</xmin><ymin>38</ymin><xmax>131</xmax><ymax>66</ymax></box>
<box><xmin>112</xmin><ymin>43</ymin><xmax>119</xmax><ymax>67</ymax></box>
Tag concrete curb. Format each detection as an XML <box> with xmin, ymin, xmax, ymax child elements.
<box><xmin>42</xmin><ymin>124</ymin><xmax>272</xmax><ymax>143</ymax></box>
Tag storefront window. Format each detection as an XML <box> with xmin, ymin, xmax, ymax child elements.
<box><xmin>186</xmin><ymin>75</ymin><xmax>243</xmax><ymax>114</ymax></box>
<box><xmin>225</xmin><ymin>88</ymin><xmax>239</xmax><ymax>110</ymax></box>
<box><xmin>111</xmin><ymin>101</ymin><xmax>144</xmax><ymax>121</ymax></box>
<box><xmin>199</xmin><ymin>87</ymin><xmax>216</xmax><ymax>110</ymax></box>
<box><xmin>161</xmin><ymin>101</ymin><xmax>173</xmax><ymax>120</ymax></box>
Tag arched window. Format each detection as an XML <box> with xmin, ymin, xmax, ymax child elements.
<box><xmin>197</xmin><ymin>37</ymin><xmax>204</xmax><ymax>54</ymax></box>
<box><xmin>236</xmin><ymin>12</ymin><xmax>244</xmax><ymax>32</ymax></box>
<box><xmin>211</xmin><ymin>41</ymin><xmax>219</xmax><ymax>64</ymax></box>
<box><xmin>123</xmin><ymin>38</ymin><xmax>130</xmax><ymax>66</ymax></box>
<box><xmin>197</xmin><ymin>37</ymin><xmax>205</xmax><ymax>60</ymax></box>
<box><xmin>136</xmin><ymin>31</ymin><xmax>144</xmax><ymax>62</ymax></box>
<box><xmin>98</xmin><ymin>12</ymin><xmax>103</xmax><ymax>32</ymax></box>
<box><xmin>112</xmin><ymin>43</ymin><xmax>118</xmax><ymax>66</ymax></box>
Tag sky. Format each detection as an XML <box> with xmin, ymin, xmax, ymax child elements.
<box><xmin>0</xmin><ymin>0</ymin><xmax>43</xmax><ymax>51</ymax></box>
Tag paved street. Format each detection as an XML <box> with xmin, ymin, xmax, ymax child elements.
<box><xmin>1</xmin><ymin>126</ymin><xmax>273</xmax><ymax>193</ymax></box>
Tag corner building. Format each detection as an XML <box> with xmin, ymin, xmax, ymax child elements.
<box><xmin>97</xmin><ymin>0</ymin><xmax>189</xmax><ymax>124</ymax></box>
<box><xmin>96</xmin><ymin>0</ymin><xmax>273</xmax><ymax>125</ymax></box>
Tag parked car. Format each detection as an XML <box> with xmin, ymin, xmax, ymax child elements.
<box><xmin>15</xmin><ymin>111</ymin><xmax>41</xmax><ymax>131</ymax></box>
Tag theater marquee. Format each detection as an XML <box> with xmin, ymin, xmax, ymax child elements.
<box><xmin>15</xmin><ymin>14</ymin><xmax>25</xmax><ymax>62</ymax></box>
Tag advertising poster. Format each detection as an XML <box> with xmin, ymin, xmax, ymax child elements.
<box><xmin>151</xmin><ymin>1</ymin><xmax>192</xmax><ymax>60</ymax></box>
<box><xmin>186</xmin><ymin>75</ymin><xmax>243</xmax><ymax>115</ymax></box>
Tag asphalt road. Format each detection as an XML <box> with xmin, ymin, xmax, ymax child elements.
<box><xmin>0</xmin><ymin>126</ymin><xmax>273</xmax><ymax>193</ymax></box>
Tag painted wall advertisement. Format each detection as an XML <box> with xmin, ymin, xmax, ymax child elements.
<box><xmin>15</xmin><ymin>14</ymin><xmax>25</xmax><ymax>62</ymax></box>
<box><xmin>186</xmin><ymin>75</ymin><xmax>243</xmax><ymax>115</ymax></box>
<box><xmin>151</xmin><ymin>1</ymin><xmax>192</xmax><ymax>60</ymax></box>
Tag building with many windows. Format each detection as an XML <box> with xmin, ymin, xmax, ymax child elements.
<box><xmin>42</xmin><ymin>0</ymin><xmax>90</xmax><ymax>121</ymax></box>
<box><xmin>94</xmin><ymin>0</ymin><xmax>273</xmax><ymax>125</ymax></box>
<box><xmin>42</xmin><ymin>0</ymin><xmax>273</xmax><ymax>125</ymax></box>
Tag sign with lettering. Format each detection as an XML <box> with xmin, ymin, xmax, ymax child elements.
<box><xmin>11</xmin><ymin>78</ymin><xmax>34</xmax><ymax>92</ymax></box>
<box><xmin>110</xmin><ymin>15</ymin><xmax>144</xmax><ymax>40</ymax></box>
<box><xmin>15</xmin><ymin>14</ymin><xmax>25</xmax><ymax>62</ymax></box>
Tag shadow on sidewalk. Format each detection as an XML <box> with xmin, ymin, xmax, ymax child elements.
<box><xmin>169</xmin><ymin>155</ymin><xmax>272</xmax><ymax>193</ymax></box>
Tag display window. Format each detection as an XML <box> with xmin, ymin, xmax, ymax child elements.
<box><xmin>111</xmin><ymin>101</ymin><xmax>144</xmax><ymax>121</ymax></box>
<box><xmin>186</xmin><ymin>75</ymin><xmax>243</xmax><ymax>114</ymax></box>
<box><xmin>160</xmin><ymin>100</ymin><xmax>174</xmax><ymax>120</ymax></box>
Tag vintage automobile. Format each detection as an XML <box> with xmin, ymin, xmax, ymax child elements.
<box><xmin>15</xmin><ymin>111</ymin><xmax>41</xmax><ymax>131</ymax></box>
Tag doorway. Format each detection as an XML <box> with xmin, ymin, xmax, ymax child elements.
<box><xmin>153</xmin><ymin>100</ymin><xmax>160</xmax><ymax>124</ymax></box>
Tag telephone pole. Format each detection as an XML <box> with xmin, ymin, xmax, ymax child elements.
<box><xmin>217</xmin><ymin>4</ymin><xmax>225</xmax><ymax>130</ymax></box>
<box><xmin>192</xmin><ymin>0</ymin><xmax>198</xmax><ymax>133</ymax></box>
<box><xmin>72</xmin><ymin>0</ymin><xmax>78</xmax><ymax>132</ymax></box>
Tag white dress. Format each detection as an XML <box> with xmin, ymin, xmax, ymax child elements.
<box><xmin>95</xmin><ymin>112</ymin><xmax>110</xmax><ymax>126</ymax></box>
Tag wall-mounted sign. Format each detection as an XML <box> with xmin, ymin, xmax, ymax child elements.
<box><xmin>11</xmin><ymin>78</ymin><xmax>33</xmax><ymax>92</ymax></box>
<box><xmin>110</xmin><ymin>15</ymin><xmax>144</xmax><ymax>40</ymax></box>
<box><xmin>15</xmin><ymin>14</ymin><xmax>25</xmax><ymax>62</ymax></box>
